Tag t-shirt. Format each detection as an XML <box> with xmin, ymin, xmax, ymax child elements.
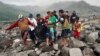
<box><xmin>59</xmin><ymin>14</ymin><xmax>69</xmax><ymax>24</ymax></box>
<box><xmin>28</xmin><ymin>18</ymin><xmax>37</xmax><ymax>31</ymax></box>
<box><xmin>70</xmin><ymin>15</ymin><xmax>78</xmax><ymax>24</ymax></box>
<box><xmin>45</xmin><ymin>16</ymin><xmax>49</xmax><ymax>22</ymax></box>
<box><xmin>37</xmin><ymin>18</ymin><xmax>44</xmax><ymax>26</ymax></box>
<box><xmin>73</xmin><ymin>22</ymin><xmax>82</xmax><ymax>32</ymax></box>
<box><xmin>48</xmin><ymin>16</ymin><xmax>57</xmax><ymax>32</ymax></box>
<box><xmin>59</xmin><ymin>14</ymin><xmax>70</xmax><ymax>30</ymax></box>
<box><xmin>62</xmin><ymin>19</ymin><xmax>71</xmax><ymax>30</ymax></box>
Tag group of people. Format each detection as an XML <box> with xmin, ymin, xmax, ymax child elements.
<box><xmin>5</xmin><ymin>9</ymin><xmax>83</xmax><ymax>48</ymax></box>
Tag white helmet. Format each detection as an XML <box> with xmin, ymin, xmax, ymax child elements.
<box><xmin>18</xmin><ymin>13</ymin><xmax>23</xmax><ymax>19</ymax></box>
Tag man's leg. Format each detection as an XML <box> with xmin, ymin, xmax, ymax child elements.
<box><xmin>23</xmin><ymin>31</ymin><xmax>28</xmax><ymax>46</ymax></box>
<box><xmin>29</xmin><ymin>30</ymin><xmax>35</xmax><ymax>43</ymax></box>
<box><xmin>77</xmin><ymin>32</ymin><xmax>80</xmax><ymax>40</ymax></box>
<box><xmin>46</xmin><ymin>29</ymin><xmax>51</xmax><ymax>46</ymax></box>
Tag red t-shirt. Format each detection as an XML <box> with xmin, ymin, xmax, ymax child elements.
<box><xmin>44</xmin><ymin>16</ymin><xmax>49</xmax><ymax>22</ymax></box>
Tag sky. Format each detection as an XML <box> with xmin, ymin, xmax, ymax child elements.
<box><xmin>0</xmin><ymin>0</ymin><xmax>100</xmax><ymax>6</ymax></box>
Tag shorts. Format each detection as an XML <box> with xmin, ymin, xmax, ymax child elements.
<box><xmin>46</xmin><ymin>28</ymin><xmax>52</xmax><ymax>39</ymax></box>
<box><xmin>61</xmin><ymin>29</ymin><xmax>71</xmax><ymax>37</ymax></box>
<box><xmin>56</xmin><ymin>27</ymin><xmax>62</xmax><ymax>37</ymax></box>
<box><xmin>72</xmin><ymin>31</ymin><xmax>80</xmax><ymax>38</ymax></box>
<box><xmin>46</xmin><ymin>28</ymin><xmax>56</xmax><ymax>40</ymax></box>
<box><xmin>56</xmin><ymin>30</ymin><xmax>62</xmax><ymax>37</ymax></box>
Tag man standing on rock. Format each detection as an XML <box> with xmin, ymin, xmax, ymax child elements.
<box><xmin>45</xmin><ymin>11</ymin><xmax>57</xmax><ymax>46</ymax></box>
<box><xmin>5</xmin><ymin>14</ymin><xmax>35</xmax><ymax>47</ymax></box>
<box><xmin>59</xmin><ymin>9</ymin><xmax>70</xmax><ymax>46</ymax></box>
<box><xmin>28</xmin><ymin>13</ymin><xmax>37</xmax><ymax>44</ymax></box>
<box><xmin>72</xmin><ymin>17</ymin><xmax>82</xmax><ymax>40</ymax></box>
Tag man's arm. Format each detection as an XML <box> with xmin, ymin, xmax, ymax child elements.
<box><xmin>48</xmin><ymin>16</ymin><xmax>57</xmax><ymax>25</ymax></box>
<box><xmin>27</xmin><ymin>18</ymin><xmax>37</xmax><ymax>27</ymax></box>
<box><xmin>6</xmin><ymin>20</ymin><xmax>18</xmax><ymax>30</ymax></box>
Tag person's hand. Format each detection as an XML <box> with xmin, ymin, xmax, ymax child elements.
<box><xmin>3</xmin><ymin>30</ymin><xmax>8</xmax><ymax>36</ymax></box>
<box><xmin>44</xmin><ymin>22</ymin><xmax>48</xmax><ymax>26</ymax></box>
<box><xmin>5</xmin><ymin>30</ymin><xmax>7</xmax><ymax>33</ymax></box>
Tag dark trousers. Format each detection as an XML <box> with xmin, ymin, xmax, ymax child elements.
<box><xmin>28</xmin><ymin>30</ymin><xmax>36</xmax><ymax>43</ymax></box>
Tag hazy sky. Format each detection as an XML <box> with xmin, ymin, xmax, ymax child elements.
<box><xmin>0</xmin><ymin>0</ymin><xmax>100</xmax><ymax>6</ymax></box>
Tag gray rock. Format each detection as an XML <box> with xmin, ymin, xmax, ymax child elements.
<box><xmin>39</xmin><ymin>52</ymin><xmax>51</xmax><ymax>56</ymax></box>
<box><xmin>60</xmin><ymin>46</ymin><xmax>70</xmax><ymax>56</ymax></box>
<box><xmin>95</xmin><ymin>25</ymin><xmax>100</xmax><ymax>30</ymax></box>
<box><xmin>12</xmin><ymin>39</ymin><xmax>21</xmax><ymax>48</ymax></box>
<box><xmin>16</xmin><ymin>44</ymin><xmax>24</xmax><ymax>52</ymax></box>
<box><xmin>93</xmin><ymin>43</ymin><xmax>100</xmax><ymax>54</ymax></box>
<box><xmin>96</xmin><ymin>38</ymin><xmax>100</xmax><ymax>43</ymax></box>
<box><xmin>83</xmin><ymin>47</ymin><xmax>96</xmax><ymax>56</ymax></box>
<box><xmin>49</xmin><ymin>50</ymin><xmax>56</xmax><ymax>55</ymax></box>
<box><xmin>28</xmin><ymin>51</ymin><xmax>38</xmax><ymax>56</ymax></box>
<box><xmin>69</xmin><ymin>48</ymin><xmax>83</xmax><ymax>56</ymax></box>
<box><xmin>70</xmin><ymin>37</ymin><xmax>85</xmax><ymax>48</ymax></box>
<box><xmin>0</xmin><ymin>37</ymin><xmax>12</xmax><ymax>51</ymax></box>
<box><xmin>55</xmin><ymin>50</ymin><xmax>61</xmax><ymax>56</ymax></box>
<box><xmin>39</xmin><ymin>42</ymin><xmax>46</xmax><ymax>48</ymax></box>
<box><xmin>14</xmin><ymin>50</ymin><xmax>34</xmax><ymax>56</ymax></box>
<box><xmin>53</xmin><ymin>43</ymin><xmax>59</xmax><ymax>50</ymax></box>
<box><xmin>84</xmin><ymin>25</ymin><xmax>91</xmax><ymax>29</ymax></box>
<box><xmin>86</xmin><ymin>32</ymin><xmax>98</xmax><ymax>43</ymax></box>
<box><xmin>98</xmin><ymin>31</ymin><xmax>100</xmax><ymax>37</ymax></box>
<box><xmin>41</xmin><ymin>46</ymin><xmax>54</xmax><ymax>52</ymax></box>
<box><xmin>36</xmin><ymin>49</ymin><xmax>42</xmax><ymax>55</ymax></box>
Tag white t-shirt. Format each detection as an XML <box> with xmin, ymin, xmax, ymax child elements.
<box><xmin>28</xmin><ymin>18</ymin><xmax>37</xmax><ymax>31</ymax></box>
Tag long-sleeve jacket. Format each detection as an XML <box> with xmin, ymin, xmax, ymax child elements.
<box><xmin>6</xmin><ymin>17</ymin><xmax>34</xmax><ymax>33</ymax></box>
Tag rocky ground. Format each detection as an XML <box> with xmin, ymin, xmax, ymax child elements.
<box><xmin>0</xmin><ymin>18</ymin><xmax>100</xmax><ymax>56</ymax></box>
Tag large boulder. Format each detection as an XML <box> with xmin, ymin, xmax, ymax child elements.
<box><xmin>86</xmin><ymin>32</ymin><xmax>98</xmax><ymax>44</ymax></box>
<box><xmin>70</xmin><ymin>37</ymin><xmax>85</xmax><ymax>48</ymax></box>
<box><xmin>69</xmin><ymin>48</ymin><xmax>83</xmax><ymax>56</ymax></box>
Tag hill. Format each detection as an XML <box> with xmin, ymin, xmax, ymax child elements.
<box><xmin>48</xmin><ymin>1</ymin><xmax>100</xmax><ymax>16</ymax></box>
<box><xmin>0</xmin><ymin>2</ymin><xmax>29</xmax><ymax>21</ymax></box>
<box><xmin>0</xmin><ymin>1</ymin><xmax>100</xmax><ymax>21</ymax></box>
